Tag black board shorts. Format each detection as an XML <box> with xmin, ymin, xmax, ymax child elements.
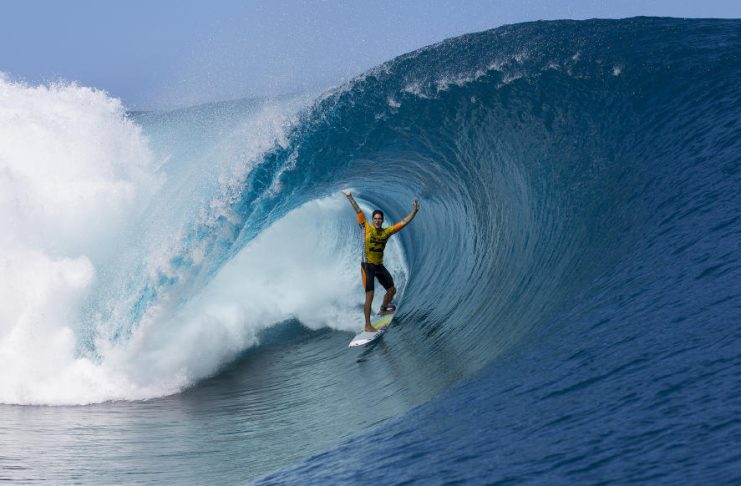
<box><xmin>361</xmin><ymin>262</ymin><xmax>395</xmax><ymax>292</ymax></box>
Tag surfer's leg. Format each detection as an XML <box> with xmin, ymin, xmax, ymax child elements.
<box><xmin>380</xmin><ymin>287</ymin><xmax>396</xmax><ymax>314</ymax></box>
<box><xmin>364</xmin><ymin>291</ymin><xmax>374</xmax><ymax>331</ymax></box>
<box><xmin>377</xmin><ymin>265</ymin><xmax>396</xmax><ymax>314</ymax></box>
<box><xmin>361</xmin><ymin>263</ymin><xmax>376</xmax><ymax>332</ymax></box>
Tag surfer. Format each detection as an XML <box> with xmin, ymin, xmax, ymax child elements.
<box><xmin>342</xmin><ymin>191</ymin><xmax>420</xmax><ymax>332</ymax></box>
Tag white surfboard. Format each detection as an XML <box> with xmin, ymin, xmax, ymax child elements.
<box><xmin>348</xmin><ymin>311</ymin><xmax>395</xmax><ymax>347</ymax></box>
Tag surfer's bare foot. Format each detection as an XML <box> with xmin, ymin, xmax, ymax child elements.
<box><xmin>364</xmin><ymin>326</ymin><xmax>375</xmax><ymax>333</ymax></box>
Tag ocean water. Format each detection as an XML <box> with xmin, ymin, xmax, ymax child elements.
<box><xmin>1</xmin><ymin>17</ymin><xmax>740</xmax><ymax>484</ymax></box>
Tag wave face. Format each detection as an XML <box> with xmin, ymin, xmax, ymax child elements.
<box><xmin>2</xmin><ymin>17</ymin><xmax>741</xmax><ymax>483</ymax></box>
<box><xmin>257</xmin><ymin>18</ymin><xmax>741</xmax><ymax>483</ymax></box>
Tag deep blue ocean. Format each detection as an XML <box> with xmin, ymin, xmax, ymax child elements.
<box><xmin>1</xmin><ymin>17</ymin><xmax>740</xmax><ymax>484</ymax></box>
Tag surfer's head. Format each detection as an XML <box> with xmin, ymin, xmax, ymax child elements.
<box><xmin>372</xmin><ymin>210</ymin><xmax>384</xmax><ymax>228</ymax></box>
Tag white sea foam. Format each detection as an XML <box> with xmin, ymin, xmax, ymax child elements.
<box><xmin>0</xmin><ymin>75</ymin><xmax>164</xmax><ymax>405</ymax></box>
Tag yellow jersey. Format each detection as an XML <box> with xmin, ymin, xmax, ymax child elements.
<box><xmin>357</xmin><ymin>212</ymin><xmax>401</xmax><ymax>265</ymax></box>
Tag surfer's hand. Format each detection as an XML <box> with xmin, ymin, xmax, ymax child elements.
<box><xmin>413</xmin><ymin>199</ymin><xmax>420</xmax><ymax>212</ymax></box>
<box><xmin>342</xmin><ymin>190</ymin><xmax>352</xmax><ymax>199</ymax></box>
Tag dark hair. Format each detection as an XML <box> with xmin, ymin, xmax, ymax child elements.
<box><xmin>372</xmin><ymin>210</ymin><xmax>384</xmax><ymax>220</ymax></box>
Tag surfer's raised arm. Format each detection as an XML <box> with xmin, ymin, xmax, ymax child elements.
<box><xmin>342</xmin><ymin>190</ymin><xmax>363</xmax><ymax>216</ymax></box>
<box><xmin>392</xmin><ymin>199</ymin><xmax>420</xmax><ymax>232</ymax></box>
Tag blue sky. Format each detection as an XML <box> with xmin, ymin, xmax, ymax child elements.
<box><xmin>1</xmin><ymin>0</ymin><xmax>739</xmax><ymax>110</ymax></box>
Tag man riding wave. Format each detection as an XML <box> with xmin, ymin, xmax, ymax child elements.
<box><xmin>342</xmin><ymin>191</ymin><xmax>420</xmax><ymax>332</ymax></box>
